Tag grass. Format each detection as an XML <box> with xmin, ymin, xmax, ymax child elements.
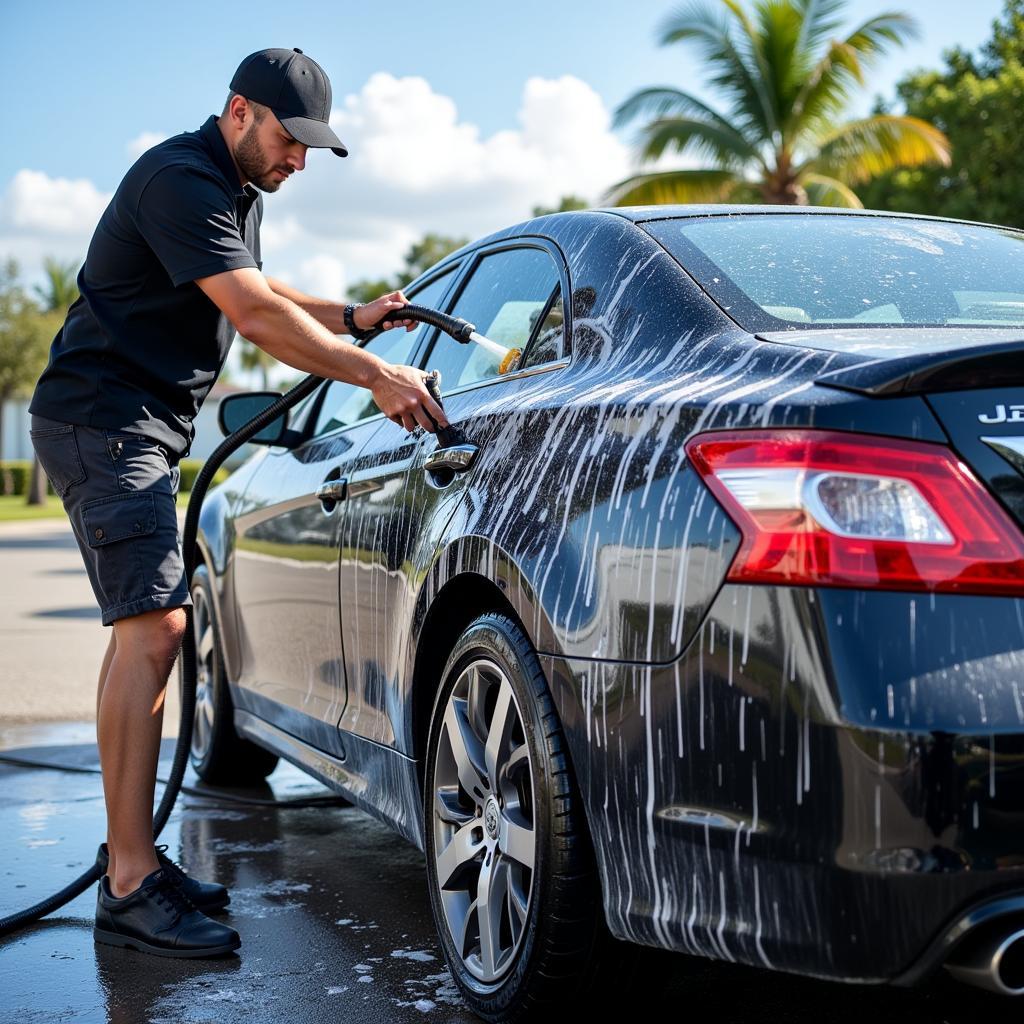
<box><xmin>0</xmin><ymin>491</ymin><xmax>199</xmax><ymax>521</ymax></box>
<box><xmin>0</xmin><ymin>494</ymin><xmax>68</xmax><ymax>521</ymax></box>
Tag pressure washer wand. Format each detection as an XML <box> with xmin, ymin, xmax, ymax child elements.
<box><xmin>380</xmin><ymin>304</ymin><xmax>520</xmax><ymax>374</ymax></box>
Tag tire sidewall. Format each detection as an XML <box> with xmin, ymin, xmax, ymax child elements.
<box><xmin>423</xmin><ymin>613</ymin><xmax>560</xmax><ymax>1016</ymax></box>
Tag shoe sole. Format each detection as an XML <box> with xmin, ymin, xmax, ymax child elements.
<box><xmin>94</xmin><ymin>927</ymin><xmax>240</xmax><ymax>958</ymax></box>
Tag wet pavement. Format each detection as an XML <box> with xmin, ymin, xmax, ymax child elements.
<box><xmin>0</xmin><ymin>725</ymin><xmax>1020</xmax><ymax>1023</ymax></box>
<box><xmin>1</xmin><ymin>728</ymin><xmax>475</xmax><ymax>1023</ymax></box>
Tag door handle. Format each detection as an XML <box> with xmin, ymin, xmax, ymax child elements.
<box><xmin>423</xmin><ymin>443</ymin><xmax>479</xmax><ymax>474</ymax></box>
<box><xmin>316</xmin><ymin>479</ymin><xmax>347</xmax><ymax>503</ymax></box>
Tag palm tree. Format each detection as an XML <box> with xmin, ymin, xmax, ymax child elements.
<box><xmin>26</xmin><ymin>257</ymin><xmax>79</xmax><ymax>505</ymax></box>
<box><xmin>33</xmin><ymin>256</ymin><xmax>80</xmax><ymax>312</ymax></box>
<box><xmin>238</xmin><ymin>337</ymin><xmax>275</xmax><ymax>391</ymax></box>
<box><xmin>607</xmin><ymin>0</ymin><xmax>950</xmax><ymax>207</ymax></box>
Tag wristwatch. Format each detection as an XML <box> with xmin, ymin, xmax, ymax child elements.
<box><xmin>344</xmin><ymin>302</ymin><xmax>372</xmax><ymax>341</ymax></box>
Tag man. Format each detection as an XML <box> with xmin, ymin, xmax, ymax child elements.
<box><xmin>28</xmin><ymin>47</ymin><xmax>447</xmax><ymax>958</ymax></box>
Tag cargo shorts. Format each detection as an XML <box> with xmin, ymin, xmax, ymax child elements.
<box><xmin>29</xmin><ymin>413</ymin><xmax>192</xmax><ymax>627</ymax></box>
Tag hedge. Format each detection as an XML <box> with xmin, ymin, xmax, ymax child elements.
<box><xmin>1</xmin><ymin>458</ymin><xmax>229</xmax><ymax>496</ymax></box>
<box><xmin>0</xmin><ymin>462</ymin><xmax>55</xmax><ymax>497</ymax></box>
<box><xmin>178</xmin><ymin>459</ymin><xmax>231</xmax><ymax>492</ymax></box>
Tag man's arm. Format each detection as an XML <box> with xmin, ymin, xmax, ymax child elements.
<box><xmin>264</xmin><ymin>276</ymin><xmax>346</xmax><ymax>333</ymax></box>
<box><xmin>195</xmin><ymin>267</ymin><xmax>447</xmax><ymax>432</ymax></box>
<box><xmin>265</xmin><ymin>277</ymin><xmax>417</xmax><ymax>335</ymax></box>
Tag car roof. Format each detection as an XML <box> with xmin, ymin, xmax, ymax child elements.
<box><xmin>424</xmin><ymin>205</ymin><xmax>1018</xmax><ymax>283</ymax></box>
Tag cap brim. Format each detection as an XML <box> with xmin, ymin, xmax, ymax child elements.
<box><xmin>275</xmin><ymin>112</ymin><xmax>348</xmax><ymax>157</ymax></box>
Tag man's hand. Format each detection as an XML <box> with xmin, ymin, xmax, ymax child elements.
<box><xmin>355</xmin><ymin>290</ymin><xmax>418</xmax><ymax>334</ymax></box>
<box><xmin>371</xmin><ymin>363</ymin><xmax>449</xmax><ymax>433</ymax></box>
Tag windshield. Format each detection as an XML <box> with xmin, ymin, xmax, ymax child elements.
<box><xmin>645</xmin><ymin>214</ymin><xmax>1024</xmax><ymax>332</ymax></box>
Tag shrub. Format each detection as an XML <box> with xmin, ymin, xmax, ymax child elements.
<box><xmin>0</xmin><ymin>460</ymin><xmax>55</xmax><ymax>496</ymax></box>
<box><xmin>178</xmin><ymin>459</ymin><xmax>230</xmax><ymax>493</ymax></box>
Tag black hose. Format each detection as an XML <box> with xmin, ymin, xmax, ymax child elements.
<box><xmin>396</xmin><ymin>304</ymin><xmax>475</xmax><ymax>344</ymax></box>
<box><xmin>0</xmin><ymin>304</ymin><xmax>458</xmax><ymax>938</ymax></box>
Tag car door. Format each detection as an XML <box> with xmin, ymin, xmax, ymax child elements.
<box><xmin>230</xmin><ymin>324</ymin><xmax>422</xmax><ymax>755</ymax></box>
<box><xmin>337</xmin><ymin>242</ymin><xmax>570</xmax><ymax>751</ymax></box>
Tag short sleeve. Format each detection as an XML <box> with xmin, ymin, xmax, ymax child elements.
<box><xmin>135</xmin><ymin>163</ymin><xmax>259</xmax><ymax>287</ymax></box>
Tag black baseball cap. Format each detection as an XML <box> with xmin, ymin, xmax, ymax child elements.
<box><xmin>230</xmin><ymin>47</ymin><xmax>348</xmax><ymax>157</ymax></box>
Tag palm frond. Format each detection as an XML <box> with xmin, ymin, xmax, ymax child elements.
<box><xmin>604</xmin><ymin>168</ymin><xmax>742</xmax><ymax>206</ymax></box>
<box><xmin>794</xmin><ymin>0</ymin><xmax>847</xmax><ymax>53</ymax></box>
<box><xmin>800</xmin><ymin>171</ymin><xmax>863</xmax><ymax>207</ymax></box>
<box><xmin>808</xmin><ymin>114</ymin><xmax>951</xmax><ymax>184</ymax></box>
<box><xmin>754</xmin><ymin>0</ymin><xmax>816</xmax><ymax>136</ymax></box>
<box><xmin>614</xmin><ymin>86</ymin><xmax>734</xmax><ymax>133</ymax></box>
<box><xmin>657</xmin><ymin>2</ymin><xmax>777</xmax><ymax>139</ymax></box>
<box><xmin>790</xmin><ymin>12</ymin><xmax>919</xmax><ymax>135</ymax></box>
<box><xmin>636</xmin><ymin>116</ymin><xmax>764</xmax><ymax>170</ymax></box>
<box><xmin>844</xmin><ymin>11</ymin><xmax>919</xmax><ymax>60</ymax></box>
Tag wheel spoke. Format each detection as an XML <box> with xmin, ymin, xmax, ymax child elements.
<box><xmin>499</xmin><ymin>815</ymin><xmax>535</xmax><ymax>871</ymax></box>
<box><xmin>484</xmin><ymin>678</ymin><xmax>515</xmax><ymax>790</ymax></box>
<box><xmin>443</xmin><ymin>699</ymin><xmax>487</xmax><ymax>800</ymax></box>
<box><xmin>191</xmin><ymin>696</ymin><xmax>208</xmax><ymax>756</ymax></box>
<box><xmin>464</xmin><ymin>664</ymin><xmax>489</xmax><ymax>743</ymax></box>
<box><xmin>198</xmin><ymin>622</ymin><xmax>214</xmax><ymax>663</ymax></box>
<box><xmin>440</xmin><ymin>889</ymin><xmax>473</xmax><ymax>959</ymax></box>
<box><xmin>435</xmin><ymin>819</ymin><xmax>482</xmax><ymax>890</ymax></box>
<box><xmin>476</xmin><ymin>854</ymin><xmax>508</xmax><ymax>980</ymax></box>
<box><xmin>508</xmin><ymin>870</ymin><xmax>529</xmax><ymax>933</ymax></box>
<box><xmin>502</xmin><ymin>742</ymin><xmax>529</xmax><ymax>781</ymax></box>
<box><xmin>435</xmin><ymin>786</ymin><xmax>472</xmax><ymax>826</ymax></box>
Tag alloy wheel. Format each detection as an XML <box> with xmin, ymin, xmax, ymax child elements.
<box><xmin>431</xmin><ymin>658</ymin><xmax>536</xmax><ymax>983</ymax></box>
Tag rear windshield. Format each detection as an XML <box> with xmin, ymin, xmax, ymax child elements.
<box><xmin>645</xmin><ymin>214</ymin><xmax>1024</xmax><ymax>332</ymax></box>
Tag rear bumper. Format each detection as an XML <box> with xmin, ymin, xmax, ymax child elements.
<box><xmin>541</xmin><ymin>585</ymin><xmax>1024</xmax><ymax>983</ymax></box>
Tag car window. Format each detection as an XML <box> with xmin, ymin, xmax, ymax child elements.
<box><xmin>518</xmin><ymin>290</ymin><xmax>564</xmax><ymax>370</ymax></box>
<box><xmin>645</xmin><ymin>214</ymin><xmax>1024</xmax><ymax>332</ymax></box>
<box><xmin>424</xmin><ymin>248</ymin><xmax>563</xmax><ymax>390</ymax></box>
<box><xmin>313</xmin><ymin>268</ymin><xmax>457</xmax><ymax>436</ymax></box>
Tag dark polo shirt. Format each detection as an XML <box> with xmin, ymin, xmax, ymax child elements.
<box><xmin>29</xmin><ymin>115</ymin><xmax>263</xmax><ymax>456</ymax></box>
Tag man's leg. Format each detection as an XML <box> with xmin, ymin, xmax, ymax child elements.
<box><xmin>96</xmin><ymin>629</ymin><xmax>118</xmax><ymax>882</ymax></box>
<box><xmin>98</xmin><ymin>606</ymin><xmax>186</xmax><ymax>897</ymax></box>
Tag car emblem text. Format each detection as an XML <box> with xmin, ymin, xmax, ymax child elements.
<box><xmin>978</xmin><ymin>404</ymin><xmax>1024</xmax><ymax>424</ymax></box>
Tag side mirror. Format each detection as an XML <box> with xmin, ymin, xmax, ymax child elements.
<box><xmin>218</xmin><ymin>392</ymin><xmax>290</xmax><ymax>445</ymax></box>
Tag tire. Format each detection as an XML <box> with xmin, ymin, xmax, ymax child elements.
<box><xmin>182</xmin><ymin>562</ymin><xmax>278</xmax><ymax>784</ymax></box>
<box><xmin>423</xmin><ymin>612</ymin><xmax>639</xmax><ymax>1022</ymax></box>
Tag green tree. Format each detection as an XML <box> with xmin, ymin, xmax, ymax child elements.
<box><xmin>25</xmin><ymin>256</ymin><xmax>81</xmax><ymax>503</ymax></box>
<box><xmin>0</xmin><ymin>260</ymin><xmax>61</xmax><ymax>484</ymax></box>
<box><xmin>33</xmin><ymin>256</ymin><xmax>80</xmax><ymax>312</ymax></box>
<box><xmin>861</xmin><ymin>0</ymin><xmax>1024</xmax><ymax>226</ymax></box>
<box><xmin>608</xmin><ymin>0</ymin><xmax>950</xmax><ymax>207</ymax></box>
<box><xmin>347</xmin><ymin>232</ymin><xmax>469</xmax><ymax>303</ymax></box>
<box><xmin>237</xmin><ymin>338</ymin><xmax>275</xmax><ymax>391</ymax></box>
<box><xmin>532</xmin><ymin>195</ymin><xmax>589</xmax><ymax>217</ymax></box>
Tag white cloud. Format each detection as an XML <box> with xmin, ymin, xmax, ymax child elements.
<box><xmin>0</xmin><ymin>72</ymin><xmax>638</xmax><ymax>304</ymax></box>
<box><xmin>259</xmin><ymin>72</ymin><xmax>634</xmax><ymax>291</ymax></box>
<box><xmin>126</xmin><ymin>131</ymin><xmax>170</xmax><ymax>159</ymax></box>
<box><xmin>0</xmin><ymin>170</ymin><xmax>110</xmax><ymax>279</ymax></box>
<box><xmin>2</xmin><ymin>169</ymin><xmax>109</xmax><ymax>235</ymax></box>
<box><xmin>294</xmin><ymin>254</ymin><xmax>347</xmax><ymax>301</ymax></box>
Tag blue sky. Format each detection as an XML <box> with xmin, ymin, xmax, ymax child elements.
<box><xmin>2</xmin><ymin>0</ymin><xmax>1004</xmax><ymax>189</ymax></box>
<box><xmin>0</xmin><ymin>0</ymin><xmax>1007</xmax><ymax>389</ymax></box>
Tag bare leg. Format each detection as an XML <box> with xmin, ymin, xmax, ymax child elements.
<box><xmin>98</xmin><ymin>606</ymin><xmax>187</xmax><ymax>897</ymax></box>
<box><xmin>96</xmin><ymin>629</ymin><xmax>118</xmax><ymax>881</ymax></box>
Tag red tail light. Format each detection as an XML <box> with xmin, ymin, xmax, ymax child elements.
<box><xmin>685</xmin><ymin>430</ymin><xmax>1024</xmax><ymax>594</ymax></box>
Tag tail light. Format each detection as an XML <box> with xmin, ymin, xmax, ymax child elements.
<box><xmin>685</xmin><ymin>430</ymin><xmax>1024</xmax><ymax>594</ymax></box>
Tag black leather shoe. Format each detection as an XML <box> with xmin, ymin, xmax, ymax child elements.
<box><xmin>94</xmin><ymin>867</ymin><xmax>240</xmax><ymax>958</ymax></box>
<box><xmin>96</xmin><ymin>843</ymin><xmax>229</xmax><ymax>913</ymax></box>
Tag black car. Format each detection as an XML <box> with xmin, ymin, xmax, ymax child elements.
<box><xmin>190</xmin><ymin>206</ymin><xmax>1024</xmax><ymax>1016</ymax></box>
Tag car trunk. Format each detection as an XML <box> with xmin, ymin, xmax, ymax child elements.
<box><xmin>758</xmin><ymin>327</ymin><xmax>1024</xmax><ymax>529</ymax></box>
